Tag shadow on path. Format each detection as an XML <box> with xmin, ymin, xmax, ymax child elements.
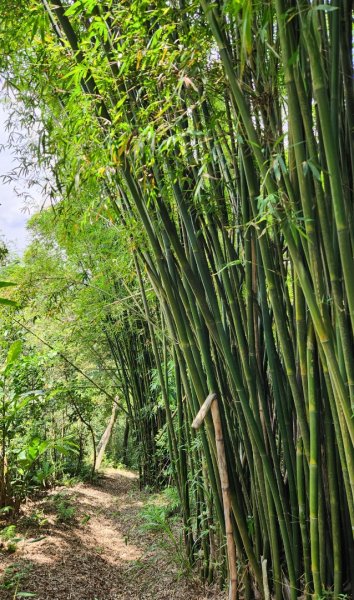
<box><xmin>0</xmin><ymin>469</ymin><xmax>222</xmax><ymax>600</ymax></box>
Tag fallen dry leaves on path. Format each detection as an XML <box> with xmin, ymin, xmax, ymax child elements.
<box><xmin>0</xmin><ymin>469</ymin><xmax>224</xmax><ymax>600</ymax></box>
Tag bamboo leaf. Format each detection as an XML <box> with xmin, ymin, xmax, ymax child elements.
<box><xmin>0</xmin><ymin>297</ymin><xmax>17</xmax><ymax>306</ymax></box>
<box><xmin>312</xmin><ymin>5</ymin><xmax>339</xmax><ymax>12</ymax></box>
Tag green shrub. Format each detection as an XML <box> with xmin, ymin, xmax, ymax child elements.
<box><xmin>51</xmin><ymin>493</ymin><xmax>76</xmax><ymax>524</ymax></box>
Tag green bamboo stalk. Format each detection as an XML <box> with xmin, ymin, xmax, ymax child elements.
<box><xmin>307</xmin><ymin>324</ymin><xmax>322</xmax><ymax>598</ymax></box>
<box><xmin>296</xmin><ymin>439</ymin><xmax>311</xmax><ymax>599</ymax></box>
<box><xmin>297</xmin><ymin>2</ymin><xmax>354</xmax><ymax>335</ymax></box>
<box><xmin>201</xmin><ymin>0</ymin><xmax>354</xmax><ymax>451</ymax></box>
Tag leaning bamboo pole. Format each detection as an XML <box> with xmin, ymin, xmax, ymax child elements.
<box><xmin>193</xmin><ymin>393</ymin><xmax>237</xmax><ymax>600</ymax></box>
<box><xmin>95</xmin><ymin>401</ymin><xmax>117</xmax><ymax>471</ymax></box>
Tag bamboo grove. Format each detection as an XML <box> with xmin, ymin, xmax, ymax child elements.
<box><xmin>0</xmin><ymin>0</ymin><xmax>353</xmax><ymax>598</ymax></box>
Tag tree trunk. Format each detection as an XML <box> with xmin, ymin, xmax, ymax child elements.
<box><xmin>95</xmin><ymin>401</ymin><xmax>118</xmax><ymax>470</ymax></box>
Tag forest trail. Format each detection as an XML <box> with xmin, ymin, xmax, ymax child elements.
<box><xmin>0</xmin><ymin>469</ymin><xmax>222</xmax><ymax>600</ymax></box>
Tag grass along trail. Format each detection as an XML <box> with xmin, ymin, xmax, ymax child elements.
<box><xmin>0</xmin><ymin>469</ymin><xmax>223</xmax><ymax>600</ymax></box>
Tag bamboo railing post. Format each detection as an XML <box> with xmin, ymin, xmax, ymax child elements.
<box><xmin>192</xmin><ymin>393</ymin><xmax>237</xmax><ymax>600</ymax></box>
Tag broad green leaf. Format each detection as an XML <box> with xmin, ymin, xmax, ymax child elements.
<box><xmin>38</xmin><ymin>440</ymin><xmax>50</xmax><ymax>454</ymax></box>
<box><xmin>5</xmin><ymin>341</ymin><xmax>22</xmax><ymax>369</ymax></box>
<box><xmin>0</xmin><ymin>298</ymin><xmax>17</xmax><ymax>307</ymax></box>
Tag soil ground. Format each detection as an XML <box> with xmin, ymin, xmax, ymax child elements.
<box><xmin>0</xmin><ymin>468</ymin><xmax>224</xmax><ymax>600</ymax></box>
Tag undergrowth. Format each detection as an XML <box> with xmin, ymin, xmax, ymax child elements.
<box><xmin>0</xmin><ymin>561</ymin><xmax>34</xmax><ymax>598</ymax></box>
<box><xmin>139</xmin><ymin>486</ymin><xmax>190</xmax><ymax>577</ymax></box>
<box><xmin>49</xmin><ymin>492</ymin><xmax>77</xmax><ymax>524</ymax></box>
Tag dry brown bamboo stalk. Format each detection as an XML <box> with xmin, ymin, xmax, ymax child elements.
<box><xmin>193</xmin><ymin>393</ymin><xmax>238</xmax><ymax>600</ymax></box>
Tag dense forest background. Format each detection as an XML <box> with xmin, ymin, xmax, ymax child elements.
<box><xmin>0</xmin><ymin>1</ymin><xmax>353</xmax><ymax>599</ymax></box>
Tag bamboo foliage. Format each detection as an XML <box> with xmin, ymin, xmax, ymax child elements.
<box><xmin>0</xmin><ymin>0</ymin><xmax>353</xmax><ymax>598</ymax></box>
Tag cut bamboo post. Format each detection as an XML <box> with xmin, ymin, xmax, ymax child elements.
<box><xmin>192</xmin><ymin>393</ymin><xmax>237</xmax><ymax>600</ymax></box>
<box><xmin>261</xmin><ymin>556</ymin><xmax>270</xmax><ymax>600</ymax></box>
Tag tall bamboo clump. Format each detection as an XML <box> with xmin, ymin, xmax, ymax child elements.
<box><xmin>0</xmin><ymin>0</ymin><xmax>353</xmax><ymax>598</ymax></box>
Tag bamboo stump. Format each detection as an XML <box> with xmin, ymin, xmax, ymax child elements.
<box><xmin>192</xmin><ymin>393</ymin><xmax>237</xmax><ymax>600</ymax></box>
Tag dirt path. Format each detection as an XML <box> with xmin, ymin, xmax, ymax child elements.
<box><xmin>0</xmin><ymin>469</ymin><xmax>223</xmax><ymax>600</ymax></box>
